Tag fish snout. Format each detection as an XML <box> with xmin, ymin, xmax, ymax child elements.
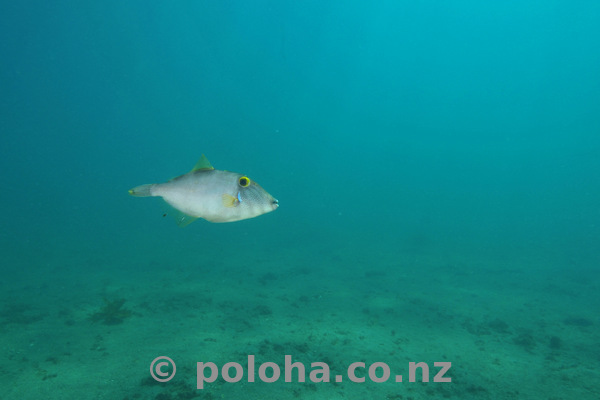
<box><xmin>272</xmin><ymin>198</ymin><xmax>279</xmax><ymax>209</ymax></box>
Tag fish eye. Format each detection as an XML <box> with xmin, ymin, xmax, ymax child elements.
<box><xmin>238</xmin><ymin>176</ymin><xmax>250</xmax><ymax>187</ymax></box>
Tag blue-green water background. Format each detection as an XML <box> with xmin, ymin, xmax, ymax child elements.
<box><xmin>1</xmin><ymin>1</ymin><xmax>599</xmax><ymax>399</ymax></box>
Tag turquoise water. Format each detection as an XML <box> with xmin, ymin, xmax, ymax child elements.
<box><xmin>1</xmin><ymin>1</ymin><xmax>599</xmax><ymax>399</ymax></box>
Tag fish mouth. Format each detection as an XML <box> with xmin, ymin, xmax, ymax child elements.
<box><xmin>272</xmin><ymin>199</ymin><xmax>279</xmax><ymax>208</ymax></box>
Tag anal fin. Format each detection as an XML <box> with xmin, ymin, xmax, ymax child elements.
<box><xmin>161</xmin><ymin>201</ymin><xmax>198</xmax><ymax>227</ymax></box>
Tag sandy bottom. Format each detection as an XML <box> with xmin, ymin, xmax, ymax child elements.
<box><xmin>1</xmin><ymin>237</ymin><xmax>598</xmax><ymax>400</ymax></box>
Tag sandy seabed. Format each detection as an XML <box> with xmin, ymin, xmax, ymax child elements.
<box><xmin>1</xmin><ymin>237</ymin><xmax>598</xmax><ymax>400</ymax></box>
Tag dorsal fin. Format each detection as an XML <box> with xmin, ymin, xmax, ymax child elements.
<box><xmin>191</xmin><ymin>154</ymin><xmax>214</xmax><ymax>172</ymax></box>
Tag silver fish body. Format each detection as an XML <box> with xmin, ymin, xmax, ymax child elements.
<box><xmin>129</xmin><ymin>155</ymin><xmax>278</xmax><ymax>225</ymax></box>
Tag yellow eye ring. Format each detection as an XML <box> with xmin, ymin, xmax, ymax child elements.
<box><xmin>238</xmin><ymin>176</ymin><xmax>250</xmax><ymax>187</ymax></box>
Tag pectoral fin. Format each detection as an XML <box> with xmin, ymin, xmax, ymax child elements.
<box><xmin>222</xmin><ymin>194</ymin><xmax>239</xmax><ymax>208</ymax></box>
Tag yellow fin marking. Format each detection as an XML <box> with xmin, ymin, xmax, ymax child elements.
<box><xmin>222</xmin><ymin>194</ymin><xmax>238</xmax><ymax>208</ymax></box>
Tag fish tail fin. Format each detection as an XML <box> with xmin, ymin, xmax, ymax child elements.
<box><xmin>128</xmin><ymin>184</ymin><xmax>156</xmax><ymax>197</ymax></box>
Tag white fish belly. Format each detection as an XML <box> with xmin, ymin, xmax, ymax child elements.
<box><xmin>153</xmin><ymin>173</ymin><xmax>238</xmax><ymax>222</ymax></box>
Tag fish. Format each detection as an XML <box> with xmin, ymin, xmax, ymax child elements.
<box><xmin>128</xmin><ymin>155</ymin><xmax>278</xmax><ymax>225</ymax></box>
